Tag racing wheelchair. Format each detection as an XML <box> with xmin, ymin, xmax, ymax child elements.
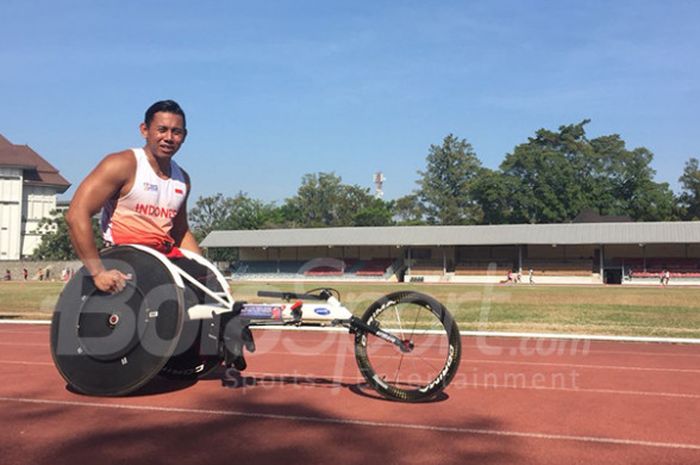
<box><xmin>50</xmin><ymin>245</ymin><xmax>462</xmax><ymax>402</ymax></box>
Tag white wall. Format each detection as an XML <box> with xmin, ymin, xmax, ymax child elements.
<box><xmin>21</xmin><ymin>185</ymin><xmax>58</xmax><ymax>257</ymax></box>
<box><xmin>0</xmin><ymin>168</ymin><xmax>23</xmax><ymax>260</ymax></box>
<box><xmin>0</xmin><ymin>171</ymin><xmax>61</xmax><ymax>260</ymax></box>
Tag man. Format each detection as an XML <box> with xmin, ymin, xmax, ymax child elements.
<box><xmin>66</xmin><ymin>100</ymin><xmax>249</xmax><ymax>374</ymax></box>
<box><xmin>66</xmin><ymin>100</ymin><xmax>199</xmax><ymax>293</ymax></box>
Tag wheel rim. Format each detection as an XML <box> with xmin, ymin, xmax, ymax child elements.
<box><xmin>356</xmin><ymin>293</ymin><xmax>460</xmax><ymax>400</ymax></box>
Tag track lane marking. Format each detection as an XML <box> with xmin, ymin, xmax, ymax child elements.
<box><xmin>458</xmin><ymin>358</ymin><xmax>700</xmax><ymax>373</ymax></box>
<box><xmin>0</xmin><ymin>396</ymin><xmax>698</xmax><ymax>451</ymax></box>
<box><xmin>0</xmin><ymin>359</ymin><xmax>697</xmax><ymax>399</ymax></box>
<box><xmin>6</xmin><ymin>352</ymin><xmax>697</xmax><ymax>375</ymax></box>
<box><xmin>453</xmin><ymin>383</ymin><xmax>700</xmax><ymax>399</ymax></box>
<box><xmin>0</xmin><ymin>342</ymin><xmax>48</xmax><ymax>346</ymax></box>
<box><xmin>238</xmin><ymin>370</ymin><xmax>700</xmax><ymax>400</ymax></box>
<box><xmin>0</xmin><ymin>360</ymin><xmax>53</xmax><ymax>366</ymax></box>
<box><xmin>245</xmin><ymin>350</ymin><xmax>700</xmax><ymax>373</ymax></box>
<box><xmin>0</xmin><ymin>356</ymin><xmax>696</xmax><ymax>402</ymax></box>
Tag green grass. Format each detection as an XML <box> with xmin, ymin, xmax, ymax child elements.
<box><xmin>0</xmin><ymin>282</ymin><xmax>64</xmax><ymax>320</ymax></box>
<box><xmin>2</xmin><ymin>280</ymin><xmax>699</xmax><ymax>338</ymax></box>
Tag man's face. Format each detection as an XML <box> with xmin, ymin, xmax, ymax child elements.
<box><xmin>140</xmin><ymin>111</ymin><xmax>187</xmax><ymax>160</ymax></box>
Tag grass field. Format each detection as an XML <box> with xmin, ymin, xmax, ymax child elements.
<box><xmin>1</xmin><ymin>280</ymin><xmax>699</xmax><ymax>338</ymax></box>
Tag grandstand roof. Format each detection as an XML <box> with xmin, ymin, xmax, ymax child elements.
<box><xmin>201</xmin><ymin>222</ymin><xmax>700</xmax><ymax>248</ymax></box>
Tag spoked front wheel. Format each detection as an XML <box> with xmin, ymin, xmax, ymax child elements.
<box><xmin>354</xmin><ymin>291</ymin><xmax>461</xmax><ymax>402</ymax></box>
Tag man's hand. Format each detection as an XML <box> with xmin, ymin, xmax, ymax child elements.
<box><xmin>93</xmin><ymin>270</ymin><xmax>132</xmax><ymax>293</ymax></box>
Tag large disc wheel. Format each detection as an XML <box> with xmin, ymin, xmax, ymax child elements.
<box><xmin>354</xmin><ymin>291</ymin><xmax>461</xmax><ymax>402</ymax></box>
<box><xmin>50</xmin><ymin>246</ymin><xmax>185</xmax><ymax>396</ymax></box>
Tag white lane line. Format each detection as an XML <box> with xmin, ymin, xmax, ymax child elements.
<box><xmin>240</xmin><ymin>370</ymin><xmax>700</xmax><ymax>400</ymax></box>
<box><xmin>0</xmin><ymin>396</ymin><xmax>698</xmax><ymax>451</ymax></box>
<box><xmin>0</xmin><ymin>360</ymin><xmax>53</xmax><ymax>366</ymax></box>
<box><xmin>0</xmin><ymin>329</ymin><xmax>49</xmax><ymax>334</ymax></box>
<box><xmin>0</xmin><ymin>361</ymin><xmax>696</xmax><ymax>400</ymax></box>
<box><xmin>2</xmin><ymin>351</ymin><xmax>698</xmax><ymax>375</ymax></box>
<box><xmin>530</xmin><ymin>349</ymin><xmax>700</xmax><ymax>359</ymax></box>
<box><xmin>459</xmin><ymin>331</ymin><xmax>700</xmax><ymax>345</ymax></box>
<box><xmin>450</xmin><ymin>383</ymin><xmax>700</xmax><ymax>400</ymax></box>
<box><xmin>0</xmin><ymin>320</ymin><xmax>51</xmax><ymax>326</ymax></box>
<box><xmin>246</xmin><ymin>351</ymin><xmax>700</xmax><ymax>373</ymax></box>
<box><xmin>0</xmin><ymin>342</ymin><xmax>47</xmax><ymax>346</ymax></box>
<box><xmin>2</xmin><ymin>320</ymin><xmax>700</xmax><ymax>345</ymax></box>
<box><xmin>458</xmin><ymin>358</ymin><xmax>700</xmax><ymax>373</ymax></box>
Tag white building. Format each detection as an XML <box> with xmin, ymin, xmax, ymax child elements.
<box><xmin>0</xmin><ymin>134</ymin><xmax>70</xmax><ymax>260</ymax></box>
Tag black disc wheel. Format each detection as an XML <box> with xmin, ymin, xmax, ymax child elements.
<box><xmin>50</xmin><ymin>246</ymin><xmax>185</xmax><ymax>396</ymax></box>
<box><xmin>354</xmin><ymin>291</ymin><xmax>461</xmax><ymax>402</ymax></box>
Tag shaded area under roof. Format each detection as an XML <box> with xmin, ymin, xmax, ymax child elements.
<box><xmin>201</xmin><ymin>222</ymin><xmax>700</xmax><ymax>248</ymax></box>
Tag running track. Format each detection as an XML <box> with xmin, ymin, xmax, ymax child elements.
<box><xmin>0</xmin><ymin>323</ymin><xmax>698</xmax><ymax>465</ymax></box>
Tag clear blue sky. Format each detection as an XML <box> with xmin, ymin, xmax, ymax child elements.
<box><xmin>1</xmin><ymin>0</ymin><xmax>698</xmax><ymax>204</ymax></box>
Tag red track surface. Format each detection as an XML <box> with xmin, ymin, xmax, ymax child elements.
<box><xmin>0</xmin><ymin>323</ymin><xmax>698</xmax><ymax>465</ymax></box>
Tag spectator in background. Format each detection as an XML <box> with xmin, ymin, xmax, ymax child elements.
<box><xmin>500</xmin><ymin>270</ymin><xmax>514</xmax><ymax>284</ymax></box>
<box><xmin>4</xmin><ymin>269</ymin><xmax>11</xmax><ymax>281</ymax></box>
<box><xmin>528</xmin><ymin>268</ymin><xmax>534</xmax><ymax>284</ymax></box>
<box><xmin>23</xmin><ymin>268</ymin><xmax>28</xmax><ymax>280</ymax></box>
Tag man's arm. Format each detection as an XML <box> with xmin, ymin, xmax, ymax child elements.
<box><xmin>66</xmin><ymin>151</ymin><xmax>134</xmax><ymax>292</ymax></box>
<box><xmin>171</xmin><ymin>169</ymin><xmax>202</xmax><ymax>255</ymax></box>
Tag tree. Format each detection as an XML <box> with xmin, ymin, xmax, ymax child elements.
<box><xmin>284</xmin><ymin>172</ymin><xmax>344</xmax><ymax>227</ymax></box>
<box><xmin>189</xmin><ymin>193</ymin><xmax>231</xmax><ymax>242</ymax></box>
<box><xmin>488</xmin><ymin>121</ymin><xmax>676</xmax><ymax>223</ymax></box>
<box><xmin>393</xmin><ymin>194</ymin><xmax>425</xmax><ymax>225</ymax></box>
<box><xmin>282</xmin><ymin>172</ymin><xmax>393</xmax><ymax>227</ymax></box>
<box><xmin>353</xmin><ymin>198</ymin><xmax>395</xmax><ymax>226</ymax></box>
<box><xmin>417</xmin><ymin>134</ymin><xmax>483</xmax><ymax>225</ymax></box>
<box><xmin>497</xmin><ymin>121</ymin><xmax>595</xmax><ymax>223</ymax></box>
<box><xmin>472</xmin><ymin>169</ymin><xmax>519</xmax><ymax>224</ymax></box>
<box><xmin>190</xmin><ymin>192</ymin><xmax>279</xmax><ymax>236</ymax></box>
<box><xmin>678</xmin><ymin>157</ymin><xmax>700</xmax><ymax>220</ymax></box>
<box><xmin>189</xmin><ymin>192</ymin><xmax>280</xmax><ymax>260</ymax></box>
<box><xmin>32</xmin><ymin>211</ymin><xmax>103</xmax><ymax>260</ymax></box>
<box><xmin>590</xmin><ymin>136</ymin><xmax>676</xmax><ymax>221</ymax></box>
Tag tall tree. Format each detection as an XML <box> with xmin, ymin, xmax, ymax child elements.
<box><xmin>497</xmin><ymin>121</ymin><xmax>594</xmax><ymax>223</ymax></box>
<box><xmin>282</xmin><ymin>172</ymin><xmax>393</xmax><ymax>227</ymax></box>
<box><xmin>417</xmin><ymin>134</ymin><xmax>483</xmax><ymax>224</ymax></box>
<box><xmin>352</xmin><ymin>198</ymin><xmax>395</xmax><ymax>226</ymax></box>
<box><xmin>472</xmin><ymin>168</ymin><xmax>519</xmax><ymax>224</ymax></box>
<box><xmin>285</xmin><ymin>172</ymin><xmax>344</xmax><ymax>227</ymax></box>
<box><xmin>190</xmin><ymin>192</ymin><xmax>279</xmax><ymax>260</ymax></box>
<box><xmin>678</xmin><ymin>157</ymin><xmax>700</xmax><ymax>220</ymax></box>
<box><xmin>393</xmin><ymin>194</ymin><xmax>425</xmax><ymax>225</ymax></box>
<box><xmin>611</xmin><ymin>147</ymin><xmax>674</xmax><ymax>221</ymax></box>
<box><xmin>189</xmin><ymin>193</ymin><xmax>231</xmax><ymax>242</ymax></box>
<box><xmin>489</xmin><ymin>121</ymin><xmax>676</xmax><ymax>223</ymax></box>
<box><xmin>190</xmin><ymin>192</ymin><xmax>279</xmax><ymax>237</ymax></box>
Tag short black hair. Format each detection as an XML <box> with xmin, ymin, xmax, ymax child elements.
<box><xmin>144</xmin><ymin>100</ymin><xmax>186</xmax><ymax>128</ymax></box>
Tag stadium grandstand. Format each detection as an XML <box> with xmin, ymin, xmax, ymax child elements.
<box><xmin>201</xmin><ymin>222</ymin><xmax>700</xmax><ymax>285</ymax></box>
